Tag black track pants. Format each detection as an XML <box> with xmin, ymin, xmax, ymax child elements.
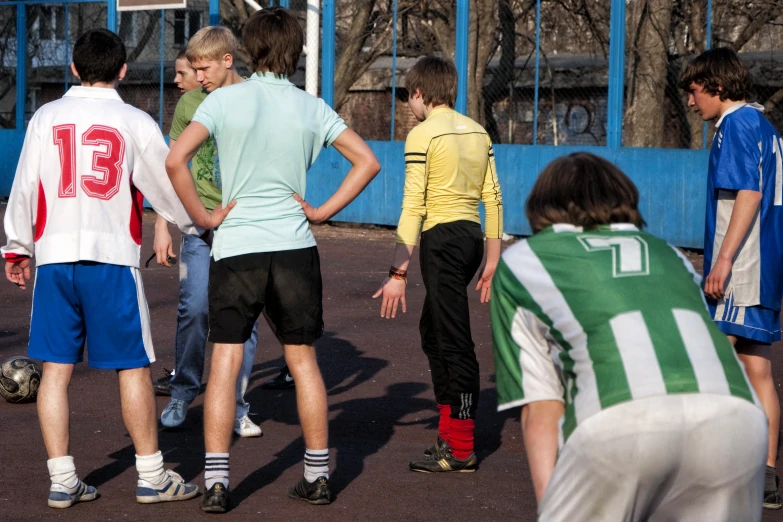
<box><xmin>419</xmin><ymin>220</ymin><xmax>484</xmax><ymax>420</ymax></box>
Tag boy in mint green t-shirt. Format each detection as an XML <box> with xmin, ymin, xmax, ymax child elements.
<box><xmin>166</xmin><ymin>7</ymin><xmax>380</xmax><ymax>510</ymax></box>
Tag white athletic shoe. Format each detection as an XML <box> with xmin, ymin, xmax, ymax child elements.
<box><xmin>234</xmin><ymin>415</ymin><xmax>263</xmax><ymax>437</ymax></box>
<box><xmin>136</xmin><ymin>469</ymin><xmax>199</xmax><ymax>504</ymax></box>
<box><xmin>48</xmin><ymin>480</ymin><xmax>98</xmax><ymax>509</ymax></box>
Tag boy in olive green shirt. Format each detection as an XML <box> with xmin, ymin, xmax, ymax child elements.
<box><xmin>169</xmin><ymin>89</ymin><xmax>222</xmax><ymax>209</ymax></box>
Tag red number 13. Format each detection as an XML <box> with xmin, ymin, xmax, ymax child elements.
<box><xmin>53</xmin><ymin>124</ymin><xmax>126</xmax><ymax>200</ymax></box>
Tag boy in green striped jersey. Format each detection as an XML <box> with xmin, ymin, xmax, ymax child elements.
<box><xmin>491</xmin><ymin>153</ymin><xmax>767</xmax><ymax>521</ymax></box>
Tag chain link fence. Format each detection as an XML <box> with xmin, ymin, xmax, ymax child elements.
<box><xmin>526</xmin><ymin>0</ymin><xmax>609</xmax><ymax>146</ymax></box>
<box><xmin>624</xmin><ymin>0</ymin><xmax>783</xmax><ymax>150</ymax></box>
<box><xmin>0</xmin><ymin>4</ymin><xmax>16</xmax><ymax>129</ymax></box>
<box><xmin>112</xmin><ymin>1</ymin><xmax>210</xmax><ymax>134</ymax></box>
<box><xmin>718</xmin><ymin>1</ymin><xmax>783</xmax><ymax>138</ymax></box>
<box><xmin>111</xmin><ymin>0</ymin><xmax>310</xmax><ymax>134</ymax></box>
<box><xmin>4</xmin><ymin>0</ymin><xmax>782</xmax><ymax>146</ymax></box>
<box><xmin>26</xmin><ymin>3</ymin><xmax>108</xmax><ymax>126</ymax></box>
<box><xmin>332</xmin><ymin>0</ymin><xmax>613</xmax><ymax>145</ymax></box>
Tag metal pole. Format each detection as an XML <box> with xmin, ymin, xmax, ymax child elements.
<box><xmin>533</xmin><ymin>0</ymin><xmax>540</xmax><ymax>144</ymax></box>
<box><xmin>16</xmin><ymin>4</ymin><xmax>26</xmax><ymax>130</ymax></box>
<box><xmin>107</xmin><ymin>0</ymin><xmax>116</xmax><ymax>31</ymax></box>
<box><xmin>321</xmin><ymin>0</ymin><xmax>335</xmax><ymax>106</ymax></box>
<box><xmin>64</xmin><ymin>2</ymin><xmax>69</xmax><ymax>94</ymax></box>
<box><xmin>159</xmin><ymin>9</ymin><xmax>164</xmax><ymax>130</ymax></box>
<box><xmin>305</xmin><ymin>0</ymin><xmax>320</xmax><ymax>96</ymax></box>
<box><xmin>454</xmin><ymin>0</ymin><xmax>468</xmax><ymax>114</ymax></box>
<box><xmin>702</xmin><ymin>0</ymin><xmax>712</xmax><ymax>149</ymax></box>
<box><xmin>390</xmin><ymin>0</ymin><xmax>398</xmax><ymax>139</ymax></box>
<box><xmin>606</xmin><ymin>0</ymin><xmax>626</xmax><ymax>149</ymax></box>
<box><xmin>209</xmin><ymin>0</ymin><xmax>219</xmax><ymax>26</ymax></box>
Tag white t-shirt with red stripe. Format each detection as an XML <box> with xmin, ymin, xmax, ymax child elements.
<box><xmin>2</xmin><ymin>86</ymin><xmax>198</xmax><ymax>267</ymax></box>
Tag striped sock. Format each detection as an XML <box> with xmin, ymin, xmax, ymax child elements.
<box><xmin>205</xmin><ymin>453</ymin><xmax>230</xmax><ymax>490</ymax></box>
<box><xmin>47</xmin><ymin>456</ymin><xmax>79</xmax><ymax>489</ymax></box>
<box><xmin>304</xmin><ymin>448</ymin><xmax>329</xmax><ymax>483</ymax></box>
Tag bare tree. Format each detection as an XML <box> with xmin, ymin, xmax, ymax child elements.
<box><xmin>623</xmin><ymin>0</ymin><xmax>674</xmax><ymax>148</ymax></box>
<box><xmin>333</xmin><ymin>0</ymin><xmax>396</xmax><ymax>112</ymax></box>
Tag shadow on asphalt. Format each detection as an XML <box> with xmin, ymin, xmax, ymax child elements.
<box><xmin>79</xmin><ymin>330</ymin><xmax>517</xmax><ymax>511</ymax></box>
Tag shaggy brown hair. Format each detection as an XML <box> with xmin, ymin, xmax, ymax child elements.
<box><xmin>526</xmin><ymin>153</ymin><xmax>645</xmax><ymax>233</ymax></box>
<box><xmin>405</xmin><ymin>56</ymin><xmax>457</xmax><ymax>107</ymax></box>
<box><xmin>242</xmin><ymin>7</ymin><xmax>303</xmax><ymax>77</ymax></box>
<box><xmin>679</xmin><ymin>47</ymin><xmax>753</xmax><ymax>102</ymax></box>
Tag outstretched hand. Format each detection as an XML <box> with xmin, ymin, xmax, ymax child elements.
<box><xmin>372</xmin><ymin>276</ymin><xmax>407</xmax><ymax>318</ymax></box>
<box><xmin>200</xmin><ymin>200</ymin><xmax>237</xmax><ymax>230</ymax></box>
<box><xmin>475</xmin><ymin>263</ymin><xmax>497</xmax><ymax>303</ymax></box>
<box><xmin>5</xmin><ymin>259</ymin><xmax>31</xmax><ymax>290</ymax></box>
<box><xmin>293</xmin><ymin>194</ymin><xmax>328</xmax><ymax>224</ymax></box>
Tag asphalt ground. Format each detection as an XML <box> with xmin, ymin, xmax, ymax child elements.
<box><xmin>1</xmin><ymin>208</ymin><xmax>782</xmax><ymax>521</ymax></box>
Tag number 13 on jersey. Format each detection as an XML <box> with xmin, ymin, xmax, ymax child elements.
<box><xmin>53</xmin><ymin>124</ymin><xmax>126</xmax><ymax>200</ymax></box>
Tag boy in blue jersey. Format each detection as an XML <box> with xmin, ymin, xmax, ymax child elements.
<box><xmin>681</xmin><ymin>47</ymin><xmax>783</xmax><ymax>510</ymax></box>
<box><xmin>166</xmin><ymin>8</ymin><xmax>380</xmax><ymax>512</ymax></box>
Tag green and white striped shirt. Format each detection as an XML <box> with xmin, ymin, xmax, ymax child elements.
<box><xmin>491</xmin><ymin>223</ymin><xmax>758</xmax><ymax>443</ymax></box>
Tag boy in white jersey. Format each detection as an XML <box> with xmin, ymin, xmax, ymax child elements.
<box><xmin>680</xmin><ymin>48</ymin><xmax>783</xmax><ymax>509</ymax></box>
<box><xmin>166</xmin><ymin>8</ymin><xmax>379</xmax><ymax>511</ymax></box>
<box><xmin>491</xmin><ymin>153</ymin><xmax>767</xmax><ymax>521</ymax></box>
<box><xmin>1</xmin><ymin>29</ymin><xmax>231</xmax><ymax>509</ymax></box>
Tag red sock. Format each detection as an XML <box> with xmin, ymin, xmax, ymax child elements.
<box><xmin>437</xmin><ymin>404</ymin><xmax>451</xmax><ymax>441</ymax></box>
<box><xmin>449</xmin><ymin>418</ymin><xmax>475</xmax><ymax>460</ymax></box>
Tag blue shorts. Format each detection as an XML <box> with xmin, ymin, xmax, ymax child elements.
<box><xmin>707</xmin><ymin>292</ymin><xmax>782</xmax><ymax>345</ymax></box>
<box><xmin>29</xmin><ymin>262</ymin><xmax>154</xmax><ymax>369</ymax></box>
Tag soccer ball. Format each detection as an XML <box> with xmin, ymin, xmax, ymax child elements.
<box><xmin>0</xmin><ymin>356</ymin><xmax>42</xmax><ymax>403</ymax></box>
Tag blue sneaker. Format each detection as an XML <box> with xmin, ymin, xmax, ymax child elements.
<box><xmin>160</xmin><ymin>399</ymin><xmax>188</xmax><ymax>428</ymax></box>
<box><xmin>136</xmin><ymin>470</ymin><xmax>199</xmax><ymax>504</ymax></box>
<box><xmin>48</xmin><ymin>480</ymin><xmax>98</xmax><ymax>509</ymax></box>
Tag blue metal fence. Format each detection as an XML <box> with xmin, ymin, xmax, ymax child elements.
<box><xmin>0</xmin><ymin>0</ymin><xmax>761</xmax><ymax>249</ymax></box>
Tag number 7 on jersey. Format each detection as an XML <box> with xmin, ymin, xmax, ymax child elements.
<box><xmin>578</xmin><ymin>235</ymin><xmax>650</xmax><ymax>277</ymax></box>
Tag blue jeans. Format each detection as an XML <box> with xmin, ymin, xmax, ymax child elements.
<box><xmin>169</xmin><ymin>233</ymin><xmax>258</xmax><ymax>420</ymax></box>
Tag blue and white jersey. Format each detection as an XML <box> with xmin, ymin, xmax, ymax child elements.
<box><xmin>705</xmin><ymin>103</ymin><xmax>783</xmax><ymax>311</ymax></box>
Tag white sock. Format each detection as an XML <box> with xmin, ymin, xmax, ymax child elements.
<box><xmin>47</xmin><ymin>456</ymin><xmax>79</xmax><ymax>489</ymax></box>
<box><xmin>205</xmin><ymin>453</ymin><xmax>230</xmax><ymax>490</ymax></box>
<box><xmin>136</xmin><ymin>451</ymin><xmax>168</xmax><ymax>485</ymax></box>
<box><xmin>304</xmin><ymin>448</ymin><xmax>329</xmax><ymax>483</ymax></box>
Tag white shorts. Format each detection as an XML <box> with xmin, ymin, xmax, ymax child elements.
<box><xmin>539</xmin><ymin>394</ymin><xmax>767</xmax><ymax>522</ymax></box>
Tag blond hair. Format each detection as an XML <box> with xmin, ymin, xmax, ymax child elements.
<box><xmin>186</xmin><ymin>26</ymin><xmax>238</xmax><ymax>63</ymax></box>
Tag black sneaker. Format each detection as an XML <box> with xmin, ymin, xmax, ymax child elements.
<box><xmin>288</xmin><ymin>476</ymin><xmax>331</xmax><ymax>505</ymax></box>
<box><xmin>409</xmin><ymin>448</ymin><xmax>478</xmax><ymax>473</ymax></box>
<box><xmin>765</xmin><ymin>490</ymin><xmax>782</xmax><ymax>510</ymax></box>
<box><xmin>201</xmin><ymin>483</ymin><xmax>229</xmax><ymax>513</ymax></box>
<box><xmin>261</xmin><ymin>365</ymin><xmax>295</xmax><ymax>390</ymax></box>
<box><xmin>153</xmin><ymin>368</ymin><xmax>173</xmax><ymax>396</ymax></box>
<box><xmin>765</xmin><ymin>470</ymin><xmax>782</xmax><ymax>510</ymax></box>
<box><xmin>423</xmin><ymin>436</ymin><xmax>448</xmax><ymax>456</ymax></box>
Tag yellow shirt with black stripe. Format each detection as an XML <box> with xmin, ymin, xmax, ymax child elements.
<box><xmin>396</xmin><ymin>107</ymin><xmax>503</xmax><ymax>246</ymax></box>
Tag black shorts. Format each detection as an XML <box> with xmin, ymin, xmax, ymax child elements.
<box><xmin>208</xmin><ymin>247</ymin><xmax>324</xmax><ymax>345</ymax></box>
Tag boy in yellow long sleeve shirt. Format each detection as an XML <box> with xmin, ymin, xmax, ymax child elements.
<box><xmin>374</xmin><ymin>56</ymin><xmax>503</xmax><ymax>472</ymax></box>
